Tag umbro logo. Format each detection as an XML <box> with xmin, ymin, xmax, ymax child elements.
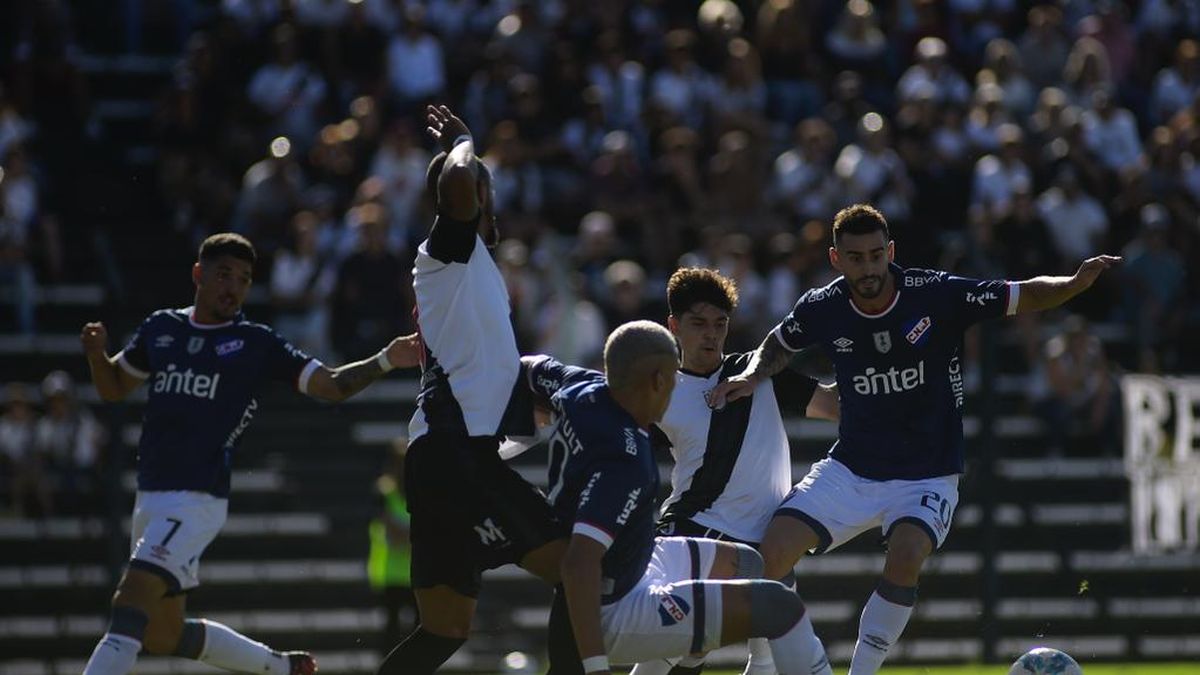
<box><xmin>154</xmin><ymin>335</ymin><xmax>175</xmax><ymax>348</ymax></box>
<box><xmin>834</xmin><ymin>337</ymin><xmax>854</xmax><ymax>353</ymax></box>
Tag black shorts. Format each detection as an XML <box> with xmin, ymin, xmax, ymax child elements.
<box><xmin>405</xmin><ymin>432</ymin><xmax>566</xmax><ymax>597</ymax></box>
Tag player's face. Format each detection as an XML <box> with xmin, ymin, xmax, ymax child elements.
<box><xmin>668</xmin><ymin>303</ymin><xmax>729</xmax><ymax>373</ymax></box>
<box><xmin>831</xmin><ymin>232</ymin><xmax>894</xmax><ymax>300</ymax></box>
<box><xmin>650</xmin><ymin>355</ymin><xmax>680</xmax><ymax>423</ymax></box>
<box><xmin>194</xmin><ymin>256</ymin><xmax>252</xmax><ymax>321</ymax></box>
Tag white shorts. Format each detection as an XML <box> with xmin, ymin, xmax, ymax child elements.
<box><xmin>601</xmin><ymin>537</ymin><xmax>723</xmax><ymax>664</ymax></box>
<box><xmin>129</xmin><ymin>491</ymin><xmax>228</xmax><ymax>593</ymax></box>
<box><xmin>775</xmin><ymin>458</ymin><xmax>959</xmax><ymax>554</ymax></box>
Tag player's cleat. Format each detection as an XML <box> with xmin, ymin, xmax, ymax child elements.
<box><xmin>284</xmin><ymin>652</ymin><xmax>317</xmax><ymax>675</ymax></box>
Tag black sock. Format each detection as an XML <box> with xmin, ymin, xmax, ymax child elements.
<box><xmin>668</xmin><ymin>666</ymin><xmax>705</xmax><ymax>675</ymax></box>
<box><xmin>377</xmin><ymin>626</ymin><xmax>465</xmax><ymax>675</ymax></box>
<box><xmin>546</xmin><ymin>585</ymin><xmax>583</xmax><ymax>675</ymax></box>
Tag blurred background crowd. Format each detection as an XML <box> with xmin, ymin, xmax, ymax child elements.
<box><xmin>3</xmin><ymin>0</ymin><xmax>1200</xmax><ymax>517</ymax></box>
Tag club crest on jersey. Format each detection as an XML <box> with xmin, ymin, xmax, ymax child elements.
<box><xmin>216</xmin><ymin>339</ymin><xmax>244</xmax><ymax>357</ymax></box>
<box><xmin>154</xmin><ymin>335</ymin><xmax>175</xmax><ymax>349</ymax></box>
<box><xmin>187</xmin><ymin>336</ymin><xmax>205</xmax><ymax>355</ymax></box>
<box><xmin>905</xmin><ymin>316</ymin><xmax>932</xmax><ymax>346</ymax></box>
<box><xmin>873</xmin><ymin>331</ymin><xmax>892</xmax><ymax>353</ymax></box>
<box><xmin>833</xmin><ymin>337</ymin><xmax>854</xmax><ymax>353</ymax></box>
<box><xmin>657</xmin><ymin>592</ymin><xmax>691</xmax><ymax>626</ymax></box>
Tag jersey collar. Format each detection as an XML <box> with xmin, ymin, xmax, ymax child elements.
<box><xmin>187</xmin><ymin>306</ymin><xmax>241</xmax><ymax>329</ymax></box>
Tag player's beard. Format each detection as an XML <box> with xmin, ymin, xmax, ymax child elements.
<box><xmin>213</xmin><ymin>294</ymin><xmax>240</xmax><ymax>320</ymax></box>
<box><xmin>852</xmin><ymin>274</ymin><xmax>886</xmax><ymax>299</ymax></box>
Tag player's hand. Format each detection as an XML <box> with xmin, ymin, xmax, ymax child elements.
<box><xmin>384</xmin><ymin>333</ymin><xmax>423</xmax><ymax>370</ymax></box>
<box><xmin>707</xmin><ymin>373</ymin><xmax>761</xmax><ymax>410</ymax></box>
<box><xmin>1072</xmin><ymin>255</ymin><xmax>1122</xmax><ymax>290</ymax></box>
<box><xmin>426</xmin><ymin>105</ymin><xmax>472</xmax><ymax>154</ymax></box>
<box><xmin>80</xmin><ymin>322</ymin><xmax>109</xmax><ymax>356</ymax></box>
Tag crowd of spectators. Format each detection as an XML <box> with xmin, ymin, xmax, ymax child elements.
<box><xmin>4</xmin><ymin>0</ymin><xmax>1200</xmax><ymax>459</ymax></box>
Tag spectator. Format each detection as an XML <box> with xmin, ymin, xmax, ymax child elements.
<box><xmin>650</xmin><ymin>29</ymin><xmax>711</xmax><ymax>130</ymax></box>
<box><xmin>1037</xmin><ymin>165</ymin><xmax>1109</xmax><ymax>267</ymax></box>
<box><xmin>1082</xmin><ymin>88</ymin><xmax>1145</xmax><ymax>177</ymax></box>
<box><xmin>246</xmin><ymin>24</ymin><xmax>329</xmax><ymax>151</ymax></box>
<box><xmin>0</xmin><ymin>384</ymin><xmax>48</xmax><ymax>517</ymax></box>
<box><xmin>384</xmin><ymin>5</ymin><xmax>445</xmax><ymax>113</ymax></box>
<box><xmin>1062</xmin><ymin>37</ymin><xmax>1113</xmax><ymax>106</ymax></box>
<box><xmin>979</xmin><ymin>38</ymin><xmax>1036</xmax><ymax>118</ymax></box>
<box><xmin>271</xmin><ymin>212</ymin><xmax>334</xmax><ymax>358</ymax></box>
<box><xmin>1119</xmin><ymin>204</ymin><xmax>1186</xmax><ymax>372</ymax></box>
<box><xmin>330</xmin><ymin>204</ymin><xmax>409</xmax><ymax>360</ymax></box>
<box><xmin>755</xmin><ymin>0</ymin><xmax>822</xmax><ymax>124</ymax></box>
<box><xmin>771</xmin><ymin>117</ymin><xmax>839</xmax><ymax>224</ymax></box>
<box><xmin>1034</xmin><ymin>315</ymin><xmax>1121</xmax><ymax>456</ymax></box>
<box><xmin>898</xmin><ymin>37</ymin><xmax>971</xmax><ymax>107</ymax></box>
<box><xmin>35</xmin><ymin>371</ymin><xmax>104</xmax><ymax>513</ymax></box>
<box><xmin>1151</xmin><ymin>39</ymin><xmax>1200</xmax><ymax>125</ymax></box>
<box><xmin>368</xmin><ymin>120</ymin><xmax>431</xmax><ymax>243</ymax></box>
<box><xmin>0</xmin><ymin>146</ymin><xmax>37</xmax><ymax>334</ymax></box>
<box><xmin>826</xmin><ymin>0</ymin><xmax>889</xmax><ymax>72</ymax></box>
<box><xmin>230</xmin><ymin>138</ymin><xmax>306</xmax><ymax>257</ymax></box>
<box><xmin>1017</xmin><ymin>5</ymin><xmax>1071</xmax><ymax>90</ymax></box>
<box><xmin>834</xmin><ymin>112</ymin><xmax>913</xmax><ymax>223</ymax></box>
<box><xmin>367</xmin><ymin>439</ymin><xmax>418</xmax><ymax>654</ymax></box>
<box><xmin>971</xmin><ymin>123</ymin><xmax>1032</xmax><ymax>223</ymax></box>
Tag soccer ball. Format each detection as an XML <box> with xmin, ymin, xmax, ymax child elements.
<box><xmin>1008</xmin><ymin>647</ymin><xmax>1083</xmax><ymax>675</ymax></box>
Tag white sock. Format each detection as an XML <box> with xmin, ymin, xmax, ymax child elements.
<box><xmin>768</xmin><ymin>612</ymin><xmax>831</xmax><ymax>675</ymax></box>
<box><xmin>630</xmin><ymin>659</ymin><xmax>676</xmax><ymax>675</ymax></box>
<box><xmin>197</xmin><ymin>619</ymin><xmax>291</xmax><ymax>675</ymax></box>
<box><xmin>848</xmin><ymin>591</ymin><xmax>914</xmax><ymax>675</ymax></box>
<box><xmin>743</xmin><ymin>637</ymin><xmax>776</xmax><ymax>674</ymax></box>
<box><xmin>83</xmin><ymin>633</ymin><xmax>141</xmax><ymax>675</ymax></box>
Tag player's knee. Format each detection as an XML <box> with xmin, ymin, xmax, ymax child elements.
<box><xmin>760</xmin><ymin>540</ymin><xmax>796</xmax><ymax>580</ymax></box>
<box><xmin>141</xmin><ymin>616</ymin><xmax>183</xmax><ymax>655</ymax></box>
<box><xmin>886</xmin><ymin>537</ymin><xmax>930</xmax><ymax>576</ymax></box>
<box><xmin>730</xmin><ymin>543</ymin><xmax>764</xmax><ymax>579</ymax></box>
<box><xmin>746</xmin><ymin>580</ymin><xmax>804</xmax><ymax>639</ymax></box>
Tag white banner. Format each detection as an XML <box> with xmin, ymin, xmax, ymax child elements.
<box><xmin>1122</xmin><ymin>375</ymin><xmax>1200</xmax><ymax>553</ymax></box>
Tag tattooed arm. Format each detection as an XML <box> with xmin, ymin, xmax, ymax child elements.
<box><xmin>305</xmin><ymin>333</ymin><xmax>422</xmax><ymax>402</ymax></box>
<box><xmin>707</xmin><ymin>331</ymin><xmax>794</xmax><ymax>409</ymax></box>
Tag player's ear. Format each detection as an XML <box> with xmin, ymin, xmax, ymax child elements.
<box><xmin>828</xmin><ymin>246</ymin><xmax>841</xmax><ymax>272</ymax></box>
<box><xmin>191</xmin><ymin>262</ymin><xmax>203</xmax><ymax>287</ymax></box>
<box><xmin>666</xmin><ymin>315</ymin><xmax>678</xmax><ymax>334</ymax></box>
<box><xmin>887</xmin><ymin>240</ymin><xmax>895</xmax><ymax>262</ymax></box>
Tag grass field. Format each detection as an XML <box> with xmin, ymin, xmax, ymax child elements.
<box><xmin>701</xmin><ymin>666</ymin><xmax>1197</xmax><ymax>675</ymax></box>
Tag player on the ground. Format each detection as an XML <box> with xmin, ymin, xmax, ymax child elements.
<box><xmin>375</xmin><ymin>105</ymin><xmax>569</xmax><ymax>674</ymax></box>
<box><xmin>80</xmin><ymin>232</ymin><xmax>420</xmax><ymax>675</ymax></box>
<box><xmin>530</xmin><ymin>320</ymin><xmax>832</xmax><ymax>675</ymax></box>
<box><xmin>630</xmin><ymin>267</ymin><xmax>839</xmax><ymax>675</ymax></box>
<box><xmin>709</xmin><ymin>204</ymin><xmax>1121</xmax><ymax>674</ymax></box>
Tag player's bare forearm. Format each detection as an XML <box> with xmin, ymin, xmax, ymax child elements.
<box><xmin>746</xmin><ymin>332</ymin><xmax>794</xmax><ymax>382</ymax></box>
<box><xmin>86</xmin><ymin>353</ymin><xmax>127</xmax><ymax>402</ymax></box>
<box><xmin>428</xmin><ymin>105</ymin><xmax>480</xmax><ymax>220</ymax></box>
<box><xmin>321</xmin><ymin>357</ymin><xmax>386</xmax><ymax>402</ymax></box>
<box><xmin>806</xmin><ymin>383</ymin><xmax>840</xmax><ymax>421</ymax></box>
<box><xmin>1015</xmin><ymin>255</ymin><xmax>1121</xmax><ymax>314</ymax></box>
<box><xmin>561</xmin><ymin>536</ymin><xmax>610</xmax><ymax>673</ymax></box>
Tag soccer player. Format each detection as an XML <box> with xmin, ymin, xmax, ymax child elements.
<box><xmin>375</xmin><ymin>105</ymin><xmax>568</xmax><ymax>674</ymax></box>
<box><xmin>631</xmin><ymin>267</ymin><xmax>840</xmax><ymax>675</ymax></box>
<box><xmin>709</xmin><ymin>204</ymin><xmax>1121</xmax><ymax>674</ymax></box>
<box><xmin>529</xmin><ymin>320</ymin><xmax>832</xmax><ymax>675</ymax></box>
<box><xmin>79</xmin><ymin>232</ymin><xmax>420</xmax><ymax>675</ymax></box>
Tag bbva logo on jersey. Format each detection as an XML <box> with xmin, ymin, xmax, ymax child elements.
<box><xmin>657</xmin><ymin>592</ymin><xmax>691</xmax><ymax>626</ymax></box>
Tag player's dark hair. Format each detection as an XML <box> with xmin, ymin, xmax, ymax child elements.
<box><xmin>832</xmin><ymin>203</ymin><xmax>889</xmax><ymax>246</ymax></box>
<box><xmin>198</xmin><ymin>233</ymin><xmax>256</xmax><ymax>266</ymax></box>
<box><xmin>667</xmin><ymin>268</ymin><xmax>739</xmax><ymax>317</ymax></box>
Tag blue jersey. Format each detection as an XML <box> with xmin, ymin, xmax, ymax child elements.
<box><xmin>772</xmin><ymin>264</ymin><xmax>1018</xmax><ymax>480</ymax></box>
<box><xmin>525</xmin><ymin>356</ymin><xmax>666</xmax><ymax>603</ymax></box>
<box><xmin>117</xmin><ymin>307</ymin><xmax>318</xmax><ymax>497</ymax></box>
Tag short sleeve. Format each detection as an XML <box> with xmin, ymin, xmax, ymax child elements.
<box><xmin>770</xmin><ymin>368</ymin><xmax>818</xmax><ymax>415</ymax></box>
<box><xmin>770</xmin><ymin>294</ymin><xmax>819</xmax><ymax>353</ymax></box>
<box><xmin>572</xmin><ymin>456</ymin><xmax>650</xmax><ymax>550</ymax></box>
<box><xmin>115</xmin><ymin>316</ymin><xmax>154</xmax><ymax>379</ymax></box>
<box><xmin>940</xmin><ymin>276</ymin><xmax>1018</xmax><ymax>326</ymax></box>
<box><xmin>265</xmin><ymin>330</ymin><xmax>320</xmax><ymax>393</ymax></box>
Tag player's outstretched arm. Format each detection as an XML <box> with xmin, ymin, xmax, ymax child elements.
<box><xmin>305</xmin><ymin>333</ymin><xmax>422</xmax><ymax>403</ymax></box>
<box><xmin>81</xmin><ymin>322</ymin><xmax>143</xmax><ymax>402</ymax></box>
<box><xmin>1013</xmin><ymin>255</ymin><xmax>1122</xmax><ymax>314</ymax></box>
<box><xmin>560</xmin><ymin>534</ymin><xmax>613</xmax><ymax>675</ymax></box>
<box><xmin>708</xmin><ymin>331</ymin><xmax>794</xmax><ymax>409</ymax></box>
<box><xmin>427</xmin><ymin>104</ymin><xmax>481</xmax><ymax>221</ymax></box>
